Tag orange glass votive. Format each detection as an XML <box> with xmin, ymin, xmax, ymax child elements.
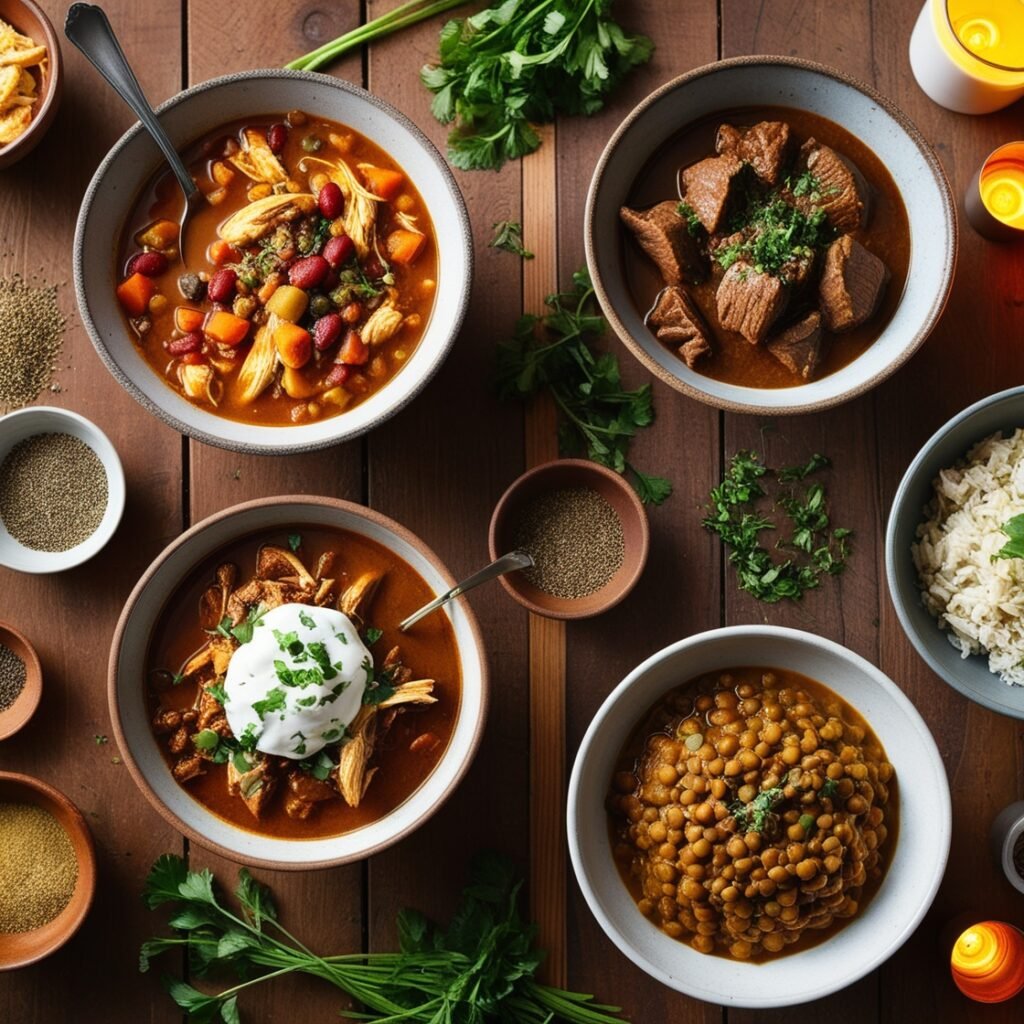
<box><xmin>950</xmin><ymin>921</ymin><xmax>1024</xmax><ymax>1002</ymax></box>
<box><xmin>964</xmin><ymin>143</ymin><xmax>1024</xmax><ymax>242</ymax></box>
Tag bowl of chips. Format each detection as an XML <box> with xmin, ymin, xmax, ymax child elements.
<box><xmin>0</xmin><ymin>0</ymin><xmax>61</xmax><ymax>169</ymax></box>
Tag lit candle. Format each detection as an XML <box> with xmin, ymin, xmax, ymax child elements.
<box><xmin>909</xmin><ymin>0</ymin><xmax>1024</xmax><ymax>113</ymax></box>
<box><xmin>964</xmin><ymin>143</ymin><xmax>1024</xmax><ymax>242</ymax></box>
<box><xmin>950</xmin><ymin>921</ymin><xmax>1024</xmax><ymax>1003</ymax></box>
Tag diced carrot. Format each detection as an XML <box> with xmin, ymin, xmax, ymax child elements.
<box><xmin>338</xmin><ymin>329</ymin><xmax>368</xmax><ymax>366</ymax></box>
<box><xmin>205</xmin><ymin>311</ymin><xmax>251</xmax><ymax>348</ymax></box>
<box><xmin>175</xmin><ymin>307</ymin><xmax>205</xmax><ymax>333</ymax></box>
<box><xmin>208</xmin><ymin>239</ymin><xmax>241</xmax><ymax>265</ymax></box>
<box><xmin>360</xmin><ymin>165</ymin><xmax>404</xmax><ymax>201</ymax></box>
<box><xmin>273</xmin><ymin>323</ymin><xmax>313</xmax><ymax>369</ymax></box>
<box><xmin>386</xmin><ymin>229</ymin><xmax>427</xmax><ymax>266</ymax></box>
<box><xmin>181</xmin><ymin>351</ymin><xmax>206</xmax><ymax>365</ymax></box>
<box><xmin>116</xmin><ymin>272</ymin><xmax>155</xmax><ymax>316</ymax></box>
<box><xmin>135</xmin><ymin>219</ymin><xmax>179</xmax><ymax>251</ymax></box>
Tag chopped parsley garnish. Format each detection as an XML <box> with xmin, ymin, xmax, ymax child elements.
<box><xmin>273</xmin><ymin>661</ymin><xmax>323</xmax><ymax>689</ymax></box>
<box><xmin>321</xmin><ymin>724</ymin><xmax>350</xmax><ymax>745</ymax></box>
<box><xmin>730</xmin><ymin>786</ymin><xmax>784</xmax><ymax>833</ymax></box>
<box><xmin>272</xmin><ymin>629</ymin><xmax>305</xmax><ymax>658</ymax></box>
<box><xmin>298</xmin><ymin>609</ymin><xmax>316</xmax><ymax>629</ymax></box>
<box><xmin>290</xmin><ymin>731</ymin><xmax>308</xmax><ymax>756</ymax></box>
<box><xmin>362</xmin><ymin>626</ymin><xmax>383</xmax><ymax>646</ymax></box>
<box><xmin>214</xmin><ymin>604</ymin><xmax>268</xmax><ymax>645</ymax></box>
<box><xmin>993</xmin><ymin>514</ymin><xmax>1024</xmax><ymax>562</ymax></box>
<box><xmin>715</xmin><ymin>199</ymin><xmax>832</xmax><ymax>279</ymax></box>
<box><xmin>253</xmin><ymin>688</ymin><xmax>287</xmax><ymax>718</ymax></box>
<box><xmin>362</xmin><ymin>664</ymin><xmax>396</xmax><ymax>706</ymax></box>
<box><xmin>296</xmin><ymin>217</ymin><xmax>331</xmax><ymax>257</ymax></box>
<box><xmin>318</xmin><ymin>680</ymin><xmax>350</xmax><ymax>706</ymax></box>
<box><xmin>288</xmin><ymin>533</ymin><xmax>303</xmax><ymax>552</ymax></box>
<box><xmin>205</xmin><ymin>682</ymin><xmax>228</xmax><ymax>705</ymax></box>
<box><xmin>306</xmin><ymin>641</ymin><xmax>339</xmax><ymax>680</ymax></box>
<box><xmin>296</xmin><ymin>695</ymin><xmax>317</xmax><ymax>708</ymax></box>
<box><xmin>676</xmin><ymin>201</ymin><xmax>702</xmax><ymax>236</ymax></box>
<box><xmin>300</xmin><ymin>749</ymin><xmax>336</xmax><ymax>780</ymax></box>
<box><xmin>489</xmin><ymin>220</ymin><xmax>533</xmax><ymax>259</ymax></box>
<box><xmin>819</xmin><ymin>778</ymin><xmax>839</xmax><ymax>800</ymax></box>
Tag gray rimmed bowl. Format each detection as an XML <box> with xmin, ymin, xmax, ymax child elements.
<box><xmin>886</xmin><ymin>385</ymin><xmax>1024</xmax><ymax>719</ymax></box>
<box><xmin>74</xmin><ymin>70</ymin><xmax>472</xmax><ymax>455</ymax></box>
<box><xmin>585</xmin><ymin>56</ymin><xmax>958</xmax><ymax>415</ymax></box>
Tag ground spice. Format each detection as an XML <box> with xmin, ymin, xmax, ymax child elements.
<box><xmin>0</xmin><ymin>643</ymin><xmax>26</xmax><ymax>712</ymax></box>
<box><xmin>513</xmin><ymin>487</ymin><xmax>625</xmax><ymax>599</ymax></box>
<box><xmin>0</xmin><ymin>802</ymin><xmax>78</xmax><ymax>933</ymax></box>
<box><xmin>0</xmin><ymin>432</ymin><xmax>108</xmax><ymax>551</ymax></box>
<box><xmin>0</xmin><ymin>276</ymin><xmax>67</xmax><ymax>412</ymax></box>
<box><xmin>1014</xmin><ymin>832</ymin><xmax>1024</xmax><ymax>880</ymax></box>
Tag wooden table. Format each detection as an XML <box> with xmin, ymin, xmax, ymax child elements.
<box><xmin>2</xmin><ymin>1</ymin><xmax>1023</xmax><ymax>1020</ymax></box>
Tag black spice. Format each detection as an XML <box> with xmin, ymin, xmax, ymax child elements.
<box><xmin>0</xmin><ymin>644</ymin><xmax>26</xmax><ymax>712</ymax></box>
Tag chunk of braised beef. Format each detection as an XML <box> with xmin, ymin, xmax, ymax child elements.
<box><xmin>716</xmin><ymin>120</ymin><xmax>792</xmax><ymax>186</ymax></box>
<box><xmin>716</xmin><ymin>262</ymin><xmax>788</xmax><ymax>344</ymax></box>
<box><xmin>679</xmin><ymin>154</ymin><xmax>744</xmax><ymax>233</ymax></box>
<box><xmin>766</xmin><ymin>312</ymin><xmax>824</xmax><ymax>380</ymax></box>
<box><xmin>795</xmin><ymin>139</ymin><xmax>866</xmax><ymax>233</ymax></box>
<box><xmin>818</xmin><ymin>235</ymin><xmax>889</xmax><ymax>332</ymax></box>
<box><xmin>647</xmin><ymin>285</ymin><xmax>713</xmax><ymax>368</ymax></box>
<box><xmin>619</xmin><ymin>201</ymin><xmax>706</xmax><ymax>286</ymax></box>
<box><xmin>178</xmin><ymin>272</ymin><xmax>206</xmax><ymax>302</ymax></box>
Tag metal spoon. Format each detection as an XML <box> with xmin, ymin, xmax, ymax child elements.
<box><xmin>65</xmin><ymin>4</ymin><xmax>200</xmax><ymax>258</ymax></box>
<box><xmin>398</xmin><ymin>550</ymin><xmax>535</xmax><ymax>632</ymax></box>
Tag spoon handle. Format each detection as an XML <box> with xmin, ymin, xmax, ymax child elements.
<box><xmin>398</xmin><ymin>550</ymin><xmax>535</xmax><ymax>632</ymax></box>
<box><xmin>64</xmin><ymin>4</ymin><xmax>198</xmax><ymax>200</ymax></box>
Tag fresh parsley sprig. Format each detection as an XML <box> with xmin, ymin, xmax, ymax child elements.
<box><xmin>490</xmin><ymin>220</ymin><xmax>534</xmax><ymax>259</ymax></box>
<box><xmin>993</xmin><ymin>514</ymin><xmax>1024</xmax><ymax>562</ymax></box>
<box><xmin>498</xmin><ymin>267</ymin><xmax>672</xmax><ymax>504</ymax></box>
<box><xmin>141</xmin><ymin>853</ymin><xmax>627</xmax><ymax>1023</ymax></box>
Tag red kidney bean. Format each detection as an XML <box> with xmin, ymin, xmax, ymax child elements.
<box><xmin>364</xmin><ymin>255</ymin><xmax>385</xmax><ymax>279</ymax></box>
<box><xmin>324</xmin><ymin>363</ymin><xmax>351</xmax><ymax>388</ymax></box>
<box><xmin>181</xmin><ymin>351</ymin><xmax>206</xmax><ymax>365</ymax></box>
<box><xmin>322</xmin><ymin>234</ymin><xmax>354</xmax><ymax>270</ymax></box>
<box><xmin>127</xmin><ymin>251</ymin><xmax>168</xmax><ymax>277</ymax></box>
<box><xmin>288</xmin><ymin>255</ymin><xmax>330</xmax><ymax>289</ymax></box>
<box><xmin>167</xmin><ymin>331</ymin><xmax>203</xmax><ymax>356</ymax></box>
<box><xmin>207</xmin><ymin>268</ymin><xmax>238</xmax><ymax>304</ymax></box>
<box><xmin>322</xmin><ymin>269</ymin><xmax>339</xmax><ymax>291</ymax></box>
<box><xmin>267</xmin><ymin>123</ymin><xmax>288</xmax><ymax>154</ymax></box>
<box><xmin>317</xmin><ymin>181</ymin><xmax>343</xmax><ymax>219</ymax></box>
<box><xmin>313</xmin><ymin>312</ymin><xmax>343</xmax><ymax>351</ymax></box>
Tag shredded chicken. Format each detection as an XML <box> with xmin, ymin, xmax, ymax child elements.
<box><xmin>361</xmin><ymin>300</ymin><xmax>404</xmax><ymax>346</ymax></box>
<box><xmin>228</xmin><ymin>127</ymin><xmax>288</xmax><ymax>184</ymax></box>
<box><xmin>218</xmin><ymin>193</ymin><xmax>317</xmax><ymax>246</ymax></box>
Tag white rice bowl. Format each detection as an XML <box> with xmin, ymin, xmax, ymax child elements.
<box><xmin>913</xmin><ymin>429</ymin><xmax>1024</xmax><ymax>685</ymax></box>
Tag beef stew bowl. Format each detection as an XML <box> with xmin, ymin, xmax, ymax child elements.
<box><xmin>567</xmin><ymin>626</ymin><xmax>950</xmax><ymax>1008</ymax></box>
<box><xmin>586</xmin><ymin>56</ymin><xmax>956</xmax><ymax>415</ymax></box>
<box><xmin>74</xmin><ymin>70</ymin><xmax>471</xmax><ymax>454</ymax></box>
<box><xmin>109</xmin><ymin>496</ymin><xmax>487</xmax><ymax>869</ymax></box>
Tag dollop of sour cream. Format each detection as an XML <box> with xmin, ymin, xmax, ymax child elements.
<box><xmin>223</xmin><ymin>603</ymin><xmax>372</xmax><ymax>759</ymax></box>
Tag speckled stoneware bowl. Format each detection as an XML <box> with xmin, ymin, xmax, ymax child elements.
<box><xmin>886</xmin><ymin>385</ymin><xmax>1024</xmax><ymax>719</ymax></box>
<box><xmin>568</xmin><ymin>626</ymin><xmax>950</xmax><ymax>1008</ymax></box>
<box><xmin>74</xmin><ymin>70</ymin><xmax>472</xmax><ymax>454</ymax></box>
<box><xmin>585</xmin><ymin>56</ymin><xmax>957</xmax><ymax>415</ymax></box>
<box><xmin>109</xmin><ymin>496</ymin><xmax>488</xmax><ymax>869</ymax></box>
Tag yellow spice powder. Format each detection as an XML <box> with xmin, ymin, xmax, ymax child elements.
<box><xmin>0</xmin><ymin>802</ymin><xmax>78</xmax><ymax>933</ymax></box>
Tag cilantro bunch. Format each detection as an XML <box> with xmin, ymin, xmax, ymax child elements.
<box><xmin>497</xmin><ymin>267</ymin><xmax>671</xmax><ymax>504</ymax></box>
<box><xmin>141</xmin><ymin>852</ymin><xmax>627</xmax><ymax>1023</ymax></box>
<box><xmin>421</xmin><ymin>0</ymin><xmax>653</xmax><ymax>170</ymax></box>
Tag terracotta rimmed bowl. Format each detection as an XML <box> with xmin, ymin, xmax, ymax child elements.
<box><xmin>488</xmin><ymin>459</ymin><xmax>649</xmax><ymax>619</ymax></box>
<box><xmin>74</xmin><ymin>70</ymin><xmax>472</xmax><ymax>455</ymax></box>
<box><xmin>886</xmin><ymin>385</ymin><xmax>1024</xmax><ymax>720</ymax></box>
<box><xmin>109</xmin><ymin>495</ymin><xmax>488</xmax><ymax>870</ymax></box>
<box><xmin>0</xmin><ymin>771</ymin><xmax>96</xmax><ymax>970</ymax></box>
<box><xmin>0</xmin><ymin>621</ymin><xmax>41</xmax><ymax>739</ymax></box>
<box><xmin>585</xmin><ymin>55</ymin><xmax>957</xmax><ymax>416</ymax></box>
<box><xmin>568</xmin><ymin>626</ymin><xmax>950</xmax><ymax>1008</ymax></box>
<box><xmin>0</xmin><ymin>0</ymin><xmax>62</xmax><ymax>170</ymax></box>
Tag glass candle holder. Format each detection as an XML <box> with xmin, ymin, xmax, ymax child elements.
<box><xmin>950</xmin><ymin>921</ymin><xmax>1024</xmax><ymax>1002</ymax></box>
<box><xmin>964</xmin><ymin>142</ymin><xmax>1024</xmax><ymax>241</ymax></box>
<box><xmin>909</xmin><ymin>0</ymin><xmax>1024</xmax><ymax>113</ymax></box>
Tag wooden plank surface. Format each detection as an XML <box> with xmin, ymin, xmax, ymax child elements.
<box><xmin>2</xmin><ymin>0</ymin><xmax>1023</xmax><ymax>1021</ymax></box>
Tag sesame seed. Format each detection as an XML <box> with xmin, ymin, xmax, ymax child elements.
<box><xmin>0</xmin><ymin>643</ymin><xmax>26</xmax><ymax>712</ymax></box>
<box><xmin>0</xmin><ymin>276</ymin><xmax>67</xmax><ymax>412</ymax></box>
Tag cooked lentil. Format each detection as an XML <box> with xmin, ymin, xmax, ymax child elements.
<box><xmin>0</xmin><ymin>433</ymin><xmax>108</xmax><ymax>551</ymax></box>
<box><xmin>0</xmin><ymin>802</ymin><xmax>78</xmax><ymax>933</ymax></box>
<box><xmin>0</xmin><ymin>643</ymin><xmax>26</xmax><ymax>712</ymax></box>
<box><xmin>0</xmin><ymin>276</ymin><xmax>67</xmax><ymax>412</ymax></box>
<box><xmin>513</xmin><ymin>487</ymin><xmax>624</xmax><ymax>599</ymax></box>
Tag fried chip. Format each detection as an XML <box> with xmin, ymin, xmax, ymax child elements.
<box><xmin>0</xmin><ymin>45</ymin><xmax>47</xmax><ymax>68</ymax></box>
<box><xmin>0</xmin><ymin>104</ymin><xmax>31</xmax><ymax>144</ymax></box>
<box><xmin>18</xmin><ymin>68</ymin><xmax>34</xmax><ymax>94</ymax></box>
<box><xmin>0</xmin><ymin>64</ymin><xmax>18</xmax><ymax>108</ymax></box>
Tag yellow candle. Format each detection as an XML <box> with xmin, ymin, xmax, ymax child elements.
<box><xmin>947</xmin><ymin>0</ymin><xmax>1024</xmax><ymax>70</ymax></box>
<box><xmin>950</xmin><ymin>921</ymin><xmax>1024</xmax><ymax>1003</ymax></box>
<box><xmin>980</xmin><ymin>143</ymin><xmax>1024</xmax><ymax>232</ymax></box>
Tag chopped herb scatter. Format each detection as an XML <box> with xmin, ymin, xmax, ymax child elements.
<box><xmin>731</xmin><ymin>786</ymin><xmax>784</xmax><ymax>833</ymax></box>
<box><xmin>272</xmin><ymin>629</ymin><xmax>304</xmax><ymax>658</ymax></box>
<box><xmin>676</xmin><ymin>201</ymin><xmax>703</xmax><ymax>236</ymax></box>
<box><xmin>287</xmin><ymin>533</ymin><xmax>302</xmax><ymax>552</ymax></box>
<box><xmin>205</xmin><ymin>682</ymin><xmax>228</xmax><ymax>705</ymax></box>
<box><xmin>298</xmin><ymin>610</ymin><xmax>316</xmax><ymax>629</ymax></box>
<box><xmin>215</xmin><ymin>605</ymin><xmax>267</xmax><ymax>645</ymax></box>
<box><xmin>489</xmin><ymin>220</ymin><xmax>533</xmax><ymax>259</ymax></box>
<box><xmin>362</xmin><ymin>626</ymin><xmax>383</xmax><ymax>646</ymax></box>
<box><xmin>253</xmin><ymin>688</ymin><xmax>287</xmax><ymax>718</ymax></box>
<box><xmin>993</xmin><ymin>514</ymin><xmax>1024</xmax><ymax>562</ymax></box>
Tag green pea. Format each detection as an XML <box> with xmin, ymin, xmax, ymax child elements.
<box><xmin>301</xmin><ymin>134</ymin><xmax>323</xmax><ymax>153</ymax></box>
<box><xmin>309</xmin><ymin>293</ymin><xmax>332</xmax><ymax>319</ymax></box>
<box><xmin>799</xmin><ymin>813</ymin><xmax>816</xmax><ymax>834</ymax></box>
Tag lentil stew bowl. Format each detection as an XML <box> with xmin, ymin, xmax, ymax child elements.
<box><xmin>568</xmin><ymin>626</ymin><xmax>950</xmax><ymax>1008</ymax></box>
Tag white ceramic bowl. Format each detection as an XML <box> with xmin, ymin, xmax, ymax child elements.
<box><xmin>109</xmin><ymin>496</ymin><xmax>488</xmax><ymax>869</ymax></box>
<box><xmin>586</xmin><ymin>56</ymin><xmax>957</xmax><ymax>415</ymax></box>
<box><xmin>74</xmin><ymin>70</ymin><xmax>472</xmax><ymax>454</ymax></box>
<box><xmin>568</xmin><ymin>626</ymin><xmax>950</xmax><ymax>1008</ymax></box>
<box><xmin>0</xmin><ymin>406</ymin><xmax>125</xmax><ymax>573</ymax></box>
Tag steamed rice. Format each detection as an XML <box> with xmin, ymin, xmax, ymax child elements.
<box><xmin>913</xmin><ymin>428</ymin><xmax>1024</xmax><ymax>686</ymax></box>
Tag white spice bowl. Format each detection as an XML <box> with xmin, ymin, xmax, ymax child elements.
<box><xmin>0</xmin><ymin>406</ymin><xmax>125</xmax><ymax>574</ymax></box>
<box><xmin>990</xmin><ymin>801</ymin><xmax>1024</xmax><ymax>895</ymax></box>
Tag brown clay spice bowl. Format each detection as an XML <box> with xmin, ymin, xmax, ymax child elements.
<box><xmin>0</xmin><ymin>620</ymin><xmax>41</xmax><ymax>740</ymax></box>
<box><xmin>0</xmin><ymin>771</ymin><xmax>96</xmax><ymax>969</ymax></box>
<box><xmin>489</xmin><ymin>459</ymin><xmax>649</xmax><ymax>620</ymax></box>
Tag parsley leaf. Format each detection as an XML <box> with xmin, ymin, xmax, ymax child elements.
<box><xmin>993</xmin><ymin>514</ymin><xmax>1024</xmax><ymax>562</ymax></box>
<box><xmin>731</xmin><ymin>786</ymin><xmax>784</xmax><ymax>833</ymax></box>
<box><xmin>253</xmin><ymin>688</ymin><xmax>287</xmax><ymax>718</ymax></box>
<box><xmin>489</xmin><ymin>220</ymin><xmax>534</xmax><ymax>259</ymax></box>
<box><xmin>362</xmin><ymin>626</ymin><xmax>383</xmax><ymax>646</ymax></box>
<box><xmin>214</xmin><ymin>604</ymin><xmax>267</xmax><ymax>645</ymax></box>
<box><xmin>298</xmin><ymin>609</ymin><xmax>316</xmax><ymax>629</ymax></box>
<box><xmin>676</xmin><ymin>201</ymin><xmax>703</xmax><ymax>236</ymax></box>
<box><xmin>288</xmin><ymin>533</ymin><xmax>302</xmax><ymax>552</ymax></box>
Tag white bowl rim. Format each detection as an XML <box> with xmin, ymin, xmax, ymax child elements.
<box><xmin>73</xmin><ymin>68</ymin><xmax>473</xmax><ymax>455</ymax></box>
<box><xmin>108</xmin><ymin>494</ymin><xmax>489</xmax><ymax>870</ymax></box>
<box><xmin>0</xmin><ymin>405</ymin><xmax>126</xmax><ymax>574</ymax></box>
<box><xmin>567</xmin><ymin>624</ymin><xmax>951</xmax><ymax>1008</ymax></box>
<box><xmin>885</xmin><ymin>383</ymin><xmax>1024</xmax><ymax>718</ymax></box>
<box><xmin>584</xmin><ymin>54</ymin><xmax>959</xmax><ymax>416</ymax></box>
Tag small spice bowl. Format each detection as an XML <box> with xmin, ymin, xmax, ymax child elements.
<box><xmin>0</xmin><ymin>620</ymin><xmax>41</xmax><ymax>740</ymax></box>
<box><xmin>0</xmin><ymin>771</ymin><xmax>96</xmax><ymax>970</ymax></box>
<box><xmin>0</xmin><ymin>0</ymin><xmax>63</xmax><ymax>170</ymax></box>
<box><xmin>990</xmin><ymin>800</ymin><xmax>1024</xmax><ymax>896</ymax></box>
<box><xmin>0</xmin><ymin>406</ymin><xmax>125</xmax><ymax>574</ymax></box>
<box><xmin>488</xmin><ymin>459</ymin><xmax>649</xmax><ymax>620</ymax></box>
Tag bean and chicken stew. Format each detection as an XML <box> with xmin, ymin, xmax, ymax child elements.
<box><xmin>117</xmin><ymin>111</ymin><xmax>436</xmax><ymax>425</ymax></box>
<box><xmin>621</xmin><ymin>106</ymin><xmax>910</xmax><ymax>387</ymax></box>
<box><xmin>608</xmin><ymin>667</ymin><xmax>896</xmax><ymax>960</ymax></box>
<box><xmin>147</xmin><ymin>529</ymin><xmax>459</xmax><ymax>839</ymax></box>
